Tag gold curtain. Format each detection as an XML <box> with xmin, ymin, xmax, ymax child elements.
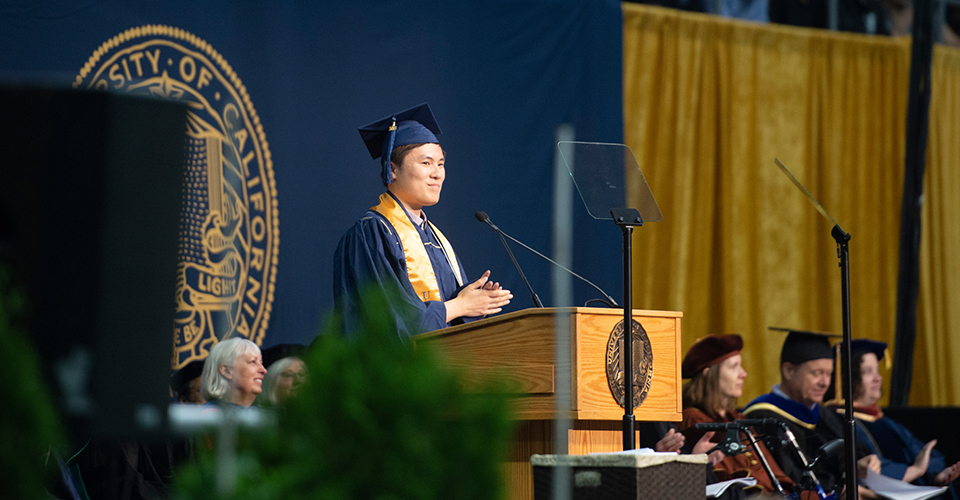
<box><xmin>620</xmin><ymin>3</ymin><xmax>960</xmax><ymax>406</ymax></box>
<box><xmin>916</xmin><ymin>47</ymin><xmax>960</xmax><ymax>405</ymax></box>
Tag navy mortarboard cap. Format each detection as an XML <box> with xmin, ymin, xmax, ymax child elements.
<box><xmin>261</xmin><ymin>343</ymin><xmax>306</xmax><ymax>369</ymax></box>
<box><xmin>833</xmin><ymin>338</ymin><xmax>889</xmax><ymax>372</ymax></box>
<box><xmin>830</xmin><ymin>339</ymin><xmax>889</xmax><ymax>402</ymax></box>
<box><xmin>769</xmin><ymin>327</ymin><xmax>841</xmax><ymax>365</ymax></box>
<box><xmin>847</xmin><ymin>339</ymin><xmax>887</xmax><ymax>361</ymax></box>
<box><xmin>357</xmin><ymin>103</ymin><xmax>442</xmax><ymax>185</ymax></box>
<box><xmin>170</xmin><ymin>360</ymin><xmax>205</xmax><ymax>392</ymax></box>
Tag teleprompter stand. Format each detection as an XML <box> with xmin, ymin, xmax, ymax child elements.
<box><xmin>557</xmin><ymin>142</ymin><xmax>663</xmax><ymax>450</ymax></box>
<box><xmin>611</xmin><ymin>207</ymin><xmax>644</xmax><ymax>449</ymax></box>
<box><xmin>775</xmin><ymin>159</ymin><xmax>857</xmax><ymax>500</ymax></box>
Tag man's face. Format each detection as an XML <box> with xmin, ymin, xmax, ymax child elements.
<box><xmin>782</xmin><ymin>358</ymin><xmax>833</xmax><ymax>406</ymax></box>
<box><xmin>388</xmin><ymin>143</ymin><xmax>445</xmax><ymax>212</ymax></box>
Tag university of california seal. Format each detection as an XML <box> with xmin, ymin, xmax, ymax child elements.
<box><xmin>74</xmin><ymin>25</ymin><xmax>279</xmax><ymax>370</ymax></box>
<box><xmin>605</xmin><ymin>319</ymin><xmax>654</xmax><ymax>409</ymax></box>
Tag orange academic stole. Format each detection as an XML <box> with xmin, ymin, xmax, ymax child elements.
<box><xmin>372</xmin><ymin>193</ymin><xmax>463</xmax><ymax>303</ymax></box>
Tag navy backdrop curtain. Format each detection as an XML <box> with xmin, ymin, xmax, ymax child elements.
<box><xmin>0</xmin><ymin>0</ymin><xmax>624</xmax><ymax>348</ymax></box>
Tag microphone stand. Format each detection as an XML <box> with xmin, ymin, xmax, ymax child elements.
<box><xmin>476</xmin><ymin>211</ymin><xmax>620</xmax><ymax>308</ymax></box>
<box><xmin>695</xmin><ymin>421</ymin><xmax>789</xmax><ymax>497</ymax></box>
<box><xmin>474</xmin><ymin>212</ymin><xmax>544</xmax><ymax>308</ymax></box>
<box><xmin>833</xmin><ymin>224</ymin><xmax>857</xmax><ymax>500</ymax></box>
<box><xmin>611</xmin><ymin>207</ymin><xmax>644</xmax><ymax>450</ymax></box>
<box><xmin>495</xmin><ymin>229</ymin><xmax>543</xmax><ymax>307</ymax></box>
<box><xmin>493</xmin><ymin>229</ymin><xmax>618</xmax><ymax>308</ymax></box>
<box><xmin>743</xmin><ymin>428</ymin><xmax>790</xmax><ymax>498</ymax></box>
<box><xmin>772</xmin><ymin>159</ymin><xmax>855</xmax><ymax>498</ymax></box>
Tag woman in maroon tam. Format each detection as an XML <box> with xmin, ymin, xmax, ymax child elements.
<box><xmin>677</xmin><ymin>334</ymin><xmax>795</xmax><ymax>496</ymax></box>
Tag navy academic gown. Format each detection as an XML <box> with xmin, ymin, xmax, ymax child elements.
<box><xmin>333</xmin><ymin>194</ymin><xmax>471</xmax><ymax>339</ymax></box>
<box><xmin>846</xmin><ymin>407</ymin><xmax>958</xmax><ymax>500</ymax></box>
<box><xmin>743</xmin><ymin>391</ymin><xmax>870</xmax><ymax>494</ymax></box>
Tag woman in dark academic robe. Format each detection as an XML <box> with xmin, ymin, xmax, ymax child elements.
<box><xmin>827</xmin><ymin>339</ymin><xmax>960</xmax><ymax>499</ymax></box>
<box><xmin>333</xmin><ymin>103</ymin><xmax>511</xmax><ymax>338</ymax></box>
<box><xmin>677</xmin><ymin>334</ymin><xmax>795</xmax><ymax>496</ymax></box>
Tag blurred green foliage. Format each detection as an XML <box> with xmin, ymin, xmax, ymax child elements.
<box><xmin>174</xmin><ymin>292</ymin><xmax>516</xmax><ymax>500</ymax></box>
<box><xmin>0</xmin><ymin>265</ymin><xmax>66</xmax><ymax>499</ymax></box>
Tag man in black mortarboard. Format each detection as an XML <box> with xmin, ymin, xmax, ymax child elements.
<box><xmin>333</xmin><ymin>103</ymin><xmax>512</xmax><ymax>338</ymax></box>
<box><xmin>743</xmin><ymin>328</ymin><xmax>879</xmax><ymax>495</ymax></box>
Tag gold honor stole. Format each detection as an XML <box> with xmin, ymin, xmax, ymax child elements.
<box><xmin>372</xmin><ymin>192</ymin><xmax>464</xmax><ymax>303</ymax></box>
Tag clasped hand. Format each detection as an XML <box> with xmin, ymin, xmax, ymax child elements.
<box><xmin>655</xmin><ymin>428</ymin><xmax>724</xmax><ymax>465</ymax></box>
<box><xmin>445</xmin><ymin>270</ymin><xmax>512</xmax><ymax>321</ymax></box>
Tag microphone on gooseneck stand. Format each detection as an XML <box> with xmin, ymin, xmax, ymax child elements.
<box><xmin>474</xmin><ymin>211</ymin><xmax>543</xmax><ymax>308</ymax></box>
<box><xmin>474</xmin><ymin>211</ymin><xmax>619</xmax><ymax>308</ymax></box>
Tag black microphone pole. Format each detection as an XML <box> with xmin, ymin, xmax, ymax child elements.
<box><xmin>475</xmin><ymin>211</ymin><xmax>543</xmax><ymax>308</ymax></box>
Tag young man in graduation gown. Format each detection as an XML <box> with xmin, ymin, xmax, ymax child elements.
<box><xmin>333</xmin><ymin>103</ymin><xmax>512</xmax><ymax>338</ymax></box>
<box><xmin>742</xmin><ymin>329</ymin><xmax>879</xmax><ymax>495</ymax></box>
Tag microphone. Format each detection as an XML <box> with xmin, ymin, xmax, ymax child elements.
<box><xmin>793</xmin><ymin>439</ymin><xmax>840</xmax><ymax>496</ymax></box>
<box><xmin>474</xmin><ymin>211</ymin><xmax>619</xmax><ymax>308</ymax></box>
<box><xmin>693</xmin><ymin>418</ymin><xmax>784</xmax><ymax>431</ymax></box>
<box><xmin>807</xmin><ymin>438</ymin><xmax>844</xmax><ymax>470</ymax></box>
<box><xmin>475</xmin><ymin>211</ymin><xmax>543</xmax><ymax>307</ymax></box>
<box><xmin>734</xmin><ymin>418</ymin><xmax>787</xmax><ymax>430</ymax></box>
<box><xmin>693</xmin><ymin>423</ymin><xmax>745</xmax><ymax>455</ymax></box>
<box><xmin>693</xmin><ymin>422</ymin><xmax>737</xmax><ymax>432</ymax></box>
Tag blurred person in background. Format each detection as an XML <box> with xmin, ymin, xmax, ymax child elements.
<box><xmin>258</xmin><ymin>356</ymin><xmax>307</xmax><ymax>406</ymax></box>
<box><xmin>171</xmin><ymin>359</ymin><xmax>206</xmax><ymax>405</ymax></box>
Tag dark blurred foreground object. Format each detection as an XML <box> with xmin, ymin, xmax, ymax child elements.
<box><xmin>0</xmin><ymin>87</ymin><xmax>186</xmax><ymax>442</ymax></box>
<box><xmin>0</xmin><ymin>264</ymin><xmax>67</xmax><ymax>500</ymax></box>
<box><xmin>70</xmin><ymin>439</ymin><xmax>189</xmax><ymax>500</ymax></box>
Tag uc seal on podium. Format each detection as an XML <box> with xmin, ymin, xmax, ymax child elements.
<box><xmin>605</xmin><ymin>319</ymin><xmax>654</xmax><ymax>409</ymax></box>
<box><xmin>74</xmin><ymin>25</ymin><xmax>279</xmax><ymax>370</ymax></box>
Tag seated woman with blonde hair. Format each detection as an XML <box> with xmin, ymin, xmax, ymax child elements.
<box><xmin>200</xmin><ymin>337</ymin><xmax>267</xmax><ymax>408</ymax></box>
<box><xmin>678</xmin><ymin>334</ymin><xmax>794</xmax><ymax>496</ymax></box>
<box><xmin>258</xmin><ymin>356</ymin><xmax>307</xmax><ymax>406</ymax></box>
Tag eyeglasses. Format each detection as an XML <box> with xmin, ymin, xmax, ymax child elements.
<box><xmin>280</xmin><ymin>371</ymin><xmax>306</xmax><ymax>382</ymax></box>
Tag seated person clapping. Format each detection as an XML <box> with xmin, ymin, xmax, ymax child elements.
<box><xmin>677</xmin><ymin>334</ymin><xmax>795</xmax><ymax>495</ymax></box>
<box><xmin>826</xmin><ymin>339</ymin><xmax>960</xmax><ymax>496</ymax></box>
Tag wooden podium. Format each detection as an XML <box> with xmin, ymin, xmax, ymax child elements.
<box><xmin>414</xmin><ymin>307</ymin><xmax>683</xmax><ymax>500</ymax></box>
